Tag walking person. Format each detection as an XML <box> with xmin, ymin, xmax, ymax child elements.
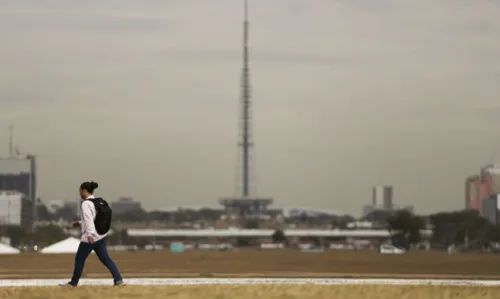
<box><xmin>60</xmin><ymin>181</ymin><xmax>124</xmax><ymax>287</ymax></box>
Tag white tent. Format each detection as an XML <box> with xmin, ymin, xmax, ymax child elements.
<box><xmin>40</xmin><ymin>237</ymin><xmax>92</xmax><ymax>254</ymax></box>
<box><xmin>0</xmin><ymin>243</ymin><xmax>20</xmax><ymax>254</ymax></box>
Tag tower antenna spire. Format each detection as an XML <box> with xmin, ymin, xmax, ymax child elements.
<box><xmin>244</xmin><ymin>0</ymin><xmax>248</xmax><ymax>24</ymax></box>
<box><xmin>8</xmin><ymin>125</ymin><xmax>13</xmax><ymax>157</ymax></box>
<box><xmin>241</xmin><ymin>0</ymin><xmax>251</xmax><ymax>197</ymax></box>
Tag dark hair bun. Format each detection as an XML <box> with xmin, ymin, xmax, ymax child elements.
<box><xmin>90</xmin><ymin>181</ymin><xmax>99</xmax><ymax>189</ymax></box>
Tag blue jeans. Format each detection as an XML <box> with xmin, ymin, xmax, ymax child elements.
<box><xmin>69</xmin><ymin>238</ymin><xmax>122</xmax><ymax>286</ymax></box>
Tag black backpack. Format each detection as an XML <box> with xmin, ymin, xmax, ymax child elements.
<box><xmin>88</xmin><ymin>197</ymin><xmax>112</xmax><ymax>235</ymax></box>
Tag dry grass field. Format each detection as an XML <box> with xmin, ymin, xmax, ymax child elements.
<box><xmin>1</xmin><ymin>249</ymin><xmax>500</xmax><ymax>279</ymax></box>
<box><xmin>1</xmin><ymin>285</ymin><xmax>500</xmax><ymax>299</ymax></box>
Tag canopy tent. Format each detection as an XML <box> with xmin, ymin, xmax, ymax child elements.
<box><xmin>40</xmin><ymin>237</ymin><xmax>91</xmax><ymax>254</ymax></box>
<box><xmin>0</xmin><ymin>243</ymin><xmax>20</xmax><ymax>254</ymax></box>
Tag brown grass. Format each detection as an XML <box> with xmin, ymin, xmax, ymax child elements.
<box><xmin>1</xmin><ymin>285</ymin><xmax>500</xmax><ymax>299</ymax></box>
<box><xmin>1</xmin><ymin>250</ymin><xmax>500</xmax><ymax>279</ymax></box>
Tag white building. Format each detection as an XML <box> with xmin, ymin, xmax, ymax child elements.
<box><xmin>0</xmin><ymin>190</ymin><xmax>33</xmax><ymax>228</ymax></box>
<box><xmin>0</xmin><ymin>155</ymin><xmax>37</xmax><ymax>223</ymax></box>
<box><xmin>372</xmin><ymin>185</ymin><xmax>393</xmax><ymax>209</ymax></box>
<box><xmin>481</xmin><ymin>164</ymin><xmax>500</xmax><ymax>194</ymax></box>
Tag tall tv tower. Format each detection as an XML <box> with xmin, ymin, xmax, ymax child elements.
<box><xmin>219</xmin><ymin>0</ymin><xmax>273</xmax><ymax>221</ymax></box>
<box><xmin>241</xmin><ymin>0</ymin><xmax>251</xmax><ymax>197</ymax></box>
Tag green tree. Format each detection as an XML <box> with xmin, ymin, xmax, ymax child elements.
<box><xmin>54</xmin><ymin>204</ymin><xmax>77</xmax><ymax>221</ymax></box>
<box><xmin>387</xmin><ymin>210</ymin><xmax>424</xmax><ymax>249</ymax></box>
<box><xmin>245</xmin><ymin>219</ymin><xmax>259</xmax><ymax>229</ymax></box>
<box><xmin>235</xmin><ymin>237</ymin><xmax>252</xmax><ymax>247</ymax></box>
<box><xmin>2</xmin><ymin>226</ymin><xmax>27</xmax><ymax>248</ymax></box>
<box><xmin>428</xmin><ymin>210</ymin><xmax>493</xmax><ymax>247</ymax></box>
<box><xmin>114</xmin><ymin>209</ymin><xmax>148</xmax><ymax>222</ymax></box>
<box><xmin>28</xmin><ymin>225</ymin><xmax>66</xmax><ymax>247</ymax></box>
<box><xmin>106</xmin><ymin>228</ymin><xmax>130</xmax><ymax>245</ymax></box>
<box><xmin>271</xmin><ymin>229</ymin><xmax>287</xmax><ymax>243</ymax></box>
<box><xmin>36</xmin><ymin>203</ymin><xmax>55</xmax><ymax>221</ymax></box>
<box><xmin>484</xmin><ymin>224</ymin><xmax>500</xmax><ymax>242</ymax></box>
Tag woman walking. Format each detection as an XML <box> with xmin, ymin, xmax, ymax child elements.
<box><xmin>60</xmin><ymin>181</ymin><xmax>123</xmax><ymax>287</ymax></box>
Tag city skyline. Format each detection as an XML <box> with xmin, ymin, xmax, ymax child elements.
<box><xmin>1</xmin><ymin>0</ymin><xmax>500</xmax><ymax>215</ymax></box>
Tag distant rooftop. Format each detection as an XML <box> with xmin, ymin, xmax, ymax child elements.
<box><xmin>127</xmin><ymin>228</ymin><xmax>433</xmax><ymax>238</ymax></box>
<box><xmin>0</xmin><ymin>190</ymin><xmax>25</xmax><ymax>199</ymax></box>
<box><xmin>155</xmin><ymin>205</ymin><xmax>353</xmax><ymax>217</ymax></box>
<box><xmin>483</xmin><ymin>164</ymin><xmax>500</xmax><ymax>175</ymax></box>
<box><xmin>157</xmin><ymin>205</ymin><xmax>224</xmax><ymax>212</ymax></box>
<box><xmin>219</xmin><ymin>198</ymin><xmax>273</xmax><ymax>207</ymax></box>
<box><xmin>117</xmin><ymin>197</ymin><xmax>134</xmax><ymax>202</ymax></box>
<box><xmin>280</xmin><ymin>207</ymin><xmax>353</xmax><ymax>218</ymax></box>
<box><xmin>0</xmin><ymin>156</ymin><xmax>32</xmax><ymax>174</ymax></box>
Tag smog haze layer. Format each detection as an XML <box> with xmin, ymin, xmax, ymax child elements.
<box><xmin>0</xmin><ymin>0</ymin><xmax>499</xmax><ymax>215</ymax></box>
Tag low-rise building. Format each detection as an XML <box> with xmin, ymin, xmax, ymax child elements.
<box><xmin>0</xmin><ymin>190</ymin><xmax>33</xmax><ymax>228</ymax></box>
<box><xmin>482</xmin><ymin>194</ymin><xmax>500</xmax><ymax>224</ymax></box>
<box><xmin>111</xmin><ymin>197</ymin><xmax>142</xmax><ymax>215</ymax></box>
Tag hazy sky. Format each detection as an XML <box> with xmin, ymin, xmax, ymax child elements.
<box><xmin>1</xmin><ymin>0</ymin><xmax>499</xmax><ymax>216</ymax></box>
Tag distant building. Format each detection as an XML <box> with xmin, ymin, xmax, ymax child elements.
<box><xmin>372</xmin><ymin>185</ymin><xmax>393</xmax><ymax>210</ymax></box>
<box><xmin>362</xmin><ymin>185</ymin><xmax>404</xmax><ymax>217</ymax></box>
<box><xmin>465</xmin><ymin>165</ymin><xmax>499</xmax><ymax>215</ymax></box>
<box><xmin>0</xmin><ymin>191</ymin><xmax>33</xmax><ymax>228</ymax></box>
<box><xmin>111</xmin><ymin>197</ymin><xmax>142</xmax><ymax>215</ymax></box>
<box><xmin>362</xmin><ymin>205</ymin><xmax>414</xmax><ymax>221</ymax></box>
<box><xmin>0</xmin><ymin>155</ymin><xmax>36</xmax><ymax>226</ymax></box>
<box><xmin>219</xmin><ymin>198</ymin><xmax>273</xmax><ymax>219</ymax></box>
<box><xmin>481</xmin><ymin>165</ymin><xmax>500</xmax><ymax>194</ymax></box>
<box><xmin>482</xmin><ymin>194</ymin><xmax>500</xmax><ymax>224</ymax></box>
<box><xmin>281</xmin><ymin>207</ymin><xmax>351</xmax><ymax>219</ymax></box>
<box><xmin>465</xmin><ymin>175</ymin><xmax>480</xmax><ymax>210</ymax></box>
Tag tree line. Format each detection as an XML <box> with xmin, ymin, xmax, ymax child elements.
<box><xmin>271</xmin><ymin>209</ymin><xmax>500</xmax><ymax>250</ymax></box>
<box><xmin>8</xmin><ymin>202</ymin><xmax>500</xmax><ymax>251</ymax></box>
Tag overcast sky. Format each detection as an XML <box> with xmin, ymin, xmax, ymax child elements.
<box><xmin>0</xmin><ymin>0</ymin><xmax>499</xmax><ymax>216</ymax></box>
